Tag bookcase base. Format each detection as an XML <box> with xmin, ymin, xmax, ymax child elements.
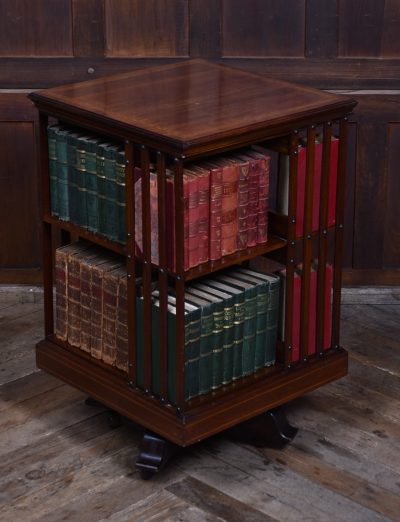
<box><xmin>36</xmin><ymin>339</ymin><xmax>348</xmax><ymax>447</ymax></box>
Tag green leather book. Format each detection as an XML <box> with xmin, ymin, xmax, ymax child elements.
<box><xmin>102</xmin><ymin>143</ymin><xmax>120</xmax><ymax>241</ymax></box>
<box><xmin>193</xmin><ymin>281</ymin><xmax>238</xmax><ymax>386</ymax></box>
<box><xmin>235</xmin><ymin>267</ymin><xmax>280</xmax><ymax>366</ymax></box>
<box><xmin>55</xmin><ymin>126</ymin><xmax>71</xmax><ymax>221</ymax></box>
<box><xmin>116</xmin><ymin>149</ymin><xmax>126</xmax><ymax>244</ymax></box>
<box><xmin>184</xmin><ymin>288</ymin><xmax>216</xmax><ymax>396</ymax></box>
<box><xmin>47</xmin><ymin>125</ymin><xmax>60</xmax><ymax>217</ymax></box>
<box><xmin>84</xmin><ymin>136</ymin><xmax>102</xmax><ymax>232</ymax></box>
<box><xmin>75</xmin><ymin>133</ymin><xmax>90</xmax><ymax>228</ymax></box>
<box><xmin>216</xmin><ymin>272</ymin><xmax>258</xmax><ymax>375</ymax></box>
<box><xmin>66</xmin><ymin>130</ymin><xmax>83</xmax><ymax>224</ymax></box>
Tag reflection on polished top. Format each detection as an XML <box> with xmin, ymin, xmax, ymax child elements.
<box><xmin>30</xmin><ymin>60</ymin><xmax>355</xmax><ymax>153</ymax></box>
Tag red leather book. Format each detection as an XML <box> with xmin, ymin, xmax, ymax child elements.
<box><xmin>324</xmin><ymin>263</ymin><xmax>333</xmax><ymax>349</ymax></box>
<box><xmin>193</xmin><ymin>166</ymin><xmax>210</xmax><ymax>264</ymax></box>
<box><xmin>80</xmin><ymin>252</ymin><xmax>105</xmax><ymax>352</ymax></box>
<box><xmin>219</xmin><ymin>159</ymin><xmax>239</xmax><ymax>256</ymax></box>
<box><xmin>54</xmin><ymin>245</ymin><xmax>70</xmax><ymax>342</ymax></box>
<box><xmin>186</xmin><ymin>171</ymin><xmax>200</xmax><ymax>268</ymax></box>
<box><xmin>308</xmin><ymin>265</ymin><xmax>318</xmax><ymax>356</ymax></box>
<box><xmin>248</xmin><ymin>150</ymin><xmax>271</xmax><ymax>244</ymax></box>
<box><xmin>134</xmin><ymin>167</ymin><xmax>159</xmax><ymax>265</ymax></box>
<box><xmin>207</xmin><ymin>162</ymin><xmax>223</xmax><ymax>260</ymax></box>
<box><xmin>328</xmin><ymin>138</ymin><xmax>339</xmax><ymax>226</ymax></box>
<box><xmin>102</xmin><ymin>264</ymin><xmax>124</xmax><ymax>366</ymax></box>
<box><xmin>238</xmin><ymin>153</ymin><xmax>259</xmax><ymax>247</ymax></box>
<box><xmin>230</xmin><ymin>156</ymin><xmax>249</xmax><ymax>250</ymax></box>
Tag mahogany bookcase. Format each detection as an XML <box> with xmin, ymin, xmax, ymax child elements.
<box><xmin>29</xmin><ymin>60</ymin><xmax>356</xmax><ymax>477</ymax></box>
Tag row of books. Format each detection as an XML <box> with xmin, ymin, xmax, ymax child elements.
<box><xmin>277</xmin><ymin>137</ymin><xmax>339</xmax><ymax>237</ymax></box>
<box><xmin>48</xmin><ymin>124</ymin><xmax>271</xmax><ymax>272</ymax></box>
<box><xmin>55</xmin><ymin>241</ymin><xmax>129</xmax><ymax>371</ymax></box>
<box><xmin>54</xmin><ymin>241</ymin><xmax>280</xmax><ymax>402</ymax></box>
<box><xmin>279</xmin><ymin>262</ymin><xmax>333</xmax><ymax>361</ymax></box>
<box><xmin>48</xmin><ymin>125</ymin><xmax>126</xmax><ymax>243</ymax></box>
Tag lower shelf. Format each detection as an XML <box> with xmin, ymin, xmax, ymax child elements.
<box><xmin>36</xmin><ymin>338</ymin><xmax>348</xmax><ymax>446</ymax></box>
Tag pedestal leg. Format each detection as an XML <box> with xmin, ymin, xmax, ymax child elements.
<box><xmin>136</xmin><ymin>430</ymin><xmax>178</xmax><ymax>479</ymax></box>
<box><xmin>228</xmin><ymin>406</ymin><xmax>298</xmax><ymax>449</ymax></box>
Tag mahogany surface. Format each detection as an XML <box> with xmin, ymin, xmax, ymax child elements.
<box><xmin>29</xmin><ymin>60</ymin><xmax>356</xmax><ymax>156</ymax></box>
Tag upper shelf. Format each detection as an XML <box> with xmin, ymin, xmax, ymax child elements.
<box><xmin>29</xmin><ymin>60</ymin><xmax>357</xmax><ymax>158</ymax></box>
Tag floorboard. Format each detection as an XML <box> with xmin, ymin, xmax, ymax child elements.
<box><xmin>0</xmin><ymin>297</ymin><xmax>399</xmax><ymax>521</ymax></box>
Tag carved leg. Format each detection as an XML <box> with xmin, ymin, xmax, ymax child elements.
<box><xmin>228</xmin><ymin>406</ymin><xmax>298</xmax><ymax>449</ymax></box>
<box><xmin>85</xmin><ymin>397</ymin><xmax>123</xmax><ymax>429</ymax></box>
<box><xmin>136</xmin><ymin>430</ymin><xmax>178</xmax><ymax>479</ymax></box>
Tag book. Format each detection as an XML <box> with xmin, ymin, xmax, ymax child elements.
<box><xmin>75</xmin><ymin>133</ymin><xmax>90</xmax><ymax>229</ymax></box>
<box><xmin>192</xmin><ymin>166</ymin><xmax>210</xmax><ymax>264</ymax></box>
<box><xmin>135</xmin><ymin>167</ymin><xmax>159</xmax><ymax>265</ymax></box>
<box><xmin>230</xmin><ymin>156</ymin><xmax>249</xmax><ymax>250</ymax></box>
<box><xmin>308</xmin><ymin>265</ymin><xmax>318</xmax><ymax>356</ymax></box>
<box><xmin>84</xmin><ymin>136</ymin><xmax>102</xmax><ymax>233</ymax></box>
<box><xmin>102</xmin><ymin>263</ymin><xmax>125</xmax><ymax>366</ymax></box>
<box><xmin>206</xmin><ymin>162</ymin><xmax>223</xmax><ymax>261</ymax></box>
<box><xmin>279</xmin><ymin>268</ymin><xmax>301</xmax><ymax>363</ymax></box>
<box><xmin>234</xmin><ymin>267</ymin><xmax>280</xmax><ymax>367</ymax></box>
<box><xmin>185</xmin><ymin>170</ymin><xmax>200</xmax><ymax>268</ymax></box>
<box><xmin>238</xmin><ymin>152</ymin><xmax>259</xmax><ymax>247</ymax></box>
<box><xmin>247</xmin><ymin>150</ymin><xmax>270</xmax><ymax>244</ymax></box>
<box><xmin>324</xmin><ymin>263</ymin><xmax>333</xmax><ymax>350</ymax></box>
<box><xmin>218</xmin><ymin>158</ymin><xmax>239</xmax><ymax>256</ymax></box>
<box><xmin>197</xmin><ymin>279</ymin><xmax>243</xmax><ymax>384</ymax></box>
<box><xmin>55</xmin><ymin>127</ymin><xmax>72</xmax><ymax>221</ymax></box>
<box><xmin>115</xmin><ymin>267</ymin><xmax>128</xmax><ymax>371</ymax></box>
<box><xmin>116</xmin><ymin>149</ymin><xmax>126</xmax><ymax>244</ymax></box>
<box><xmin>66</xmin><ymin>130</ymin><xmax>83</xmax><ymax>224</ymax></box>
<box><xmin>47</xmin><ymin>125</ymin><xmax>60</xmax><ymax>217</ymax></box>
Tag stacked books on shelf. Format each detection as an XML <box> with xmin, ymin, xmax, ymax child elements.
<box><xmin>54</xmin><ymin>242</ymin><xmax>280</xmax><ymax>403</ymax></box>
<box><xmin>276</xmin><ymin>136</ymin><xmax>339</xmax><ymax>236</ymax></box>
<box><xmin>47</xmin><ymin>124</ymin><xmax>271</xmax><ymax>270</ymax></box>
<box><xmin>278</xmin><ymin>262</ymin><xmax>333</xmax><ymax>362</ymax></box>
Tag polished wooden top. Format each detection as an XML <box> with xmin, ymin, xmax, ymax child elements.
<box><xmin>30</xmin><ymin>60</ymin><xmax>356</xmax><ymax>155</ymax></box>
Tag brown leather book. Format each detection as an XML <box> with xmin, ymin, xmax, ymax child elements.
<box><xmin>102</xmin><ymin>263</ymin><xmax>124</xmax><ymax>366</ymax></box>
<box><xmin>115</xmin><ymin>267</ymin><xmax>128</xmax><ymax>372</ymax></box>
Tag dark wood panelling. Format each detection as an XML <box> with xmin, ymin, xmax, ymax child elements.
<box><xmin>189</xmin><ymin>0</ymin><xmax>221</xmax><ymax>58</ymax></box>
<box><xmin>0</xmin><ymin>93</ymin><xmax>41</xmax><ymax>283</ymax></box>
<box><xmin>222</xmin><ymin>0</ymin><xmax>306</xmax><ymax>57</ymax></box>
<box><xmin>72</xmin><ymin>0</ymin><xmax>105</xmax><ymax>57</ymax></box>
<box><xmin>339</xmin><ymin>0</ymin><xmax>400</xmax><ymax>58</ymax></box>
<box><xmin>0</xmin><ymin>0</ymin><xmax>73</xmax><ymax>57</ymax></box>
<box><xmin>383</xmin><ymin>124</ymin><xmax>400</xmax><ymax>268</ymax></box>
<box><xmin>305</xmin><ymin>0</ymin><xmax>338</xmax><ymax>58</ymax></box>
<box><xmin>105</xmin><ymin>0</ymin><xmax>189</xmax><ymax>57</ymax></box>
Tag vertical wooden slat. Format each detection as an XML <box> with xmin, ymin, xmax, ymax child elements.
<box><xmin>174</xmin><ymin>157</ymin><xmax>185</xmax><ymax>407</ymax></box>
<box><xmin>39</xmin><ymin>111</ymin><xmax>53</xmax><ymax>337</ymax></box>
<box><xmin>124</xmin><ymin>140</ymin><xmax>136</xmax><ymax>384</ymax></box>
<box><xmin>332</xmin><ymin>118</ymin><xmax>348</xmax><ymax>348</ymax></box>
<box><xmin>141</xmin><ymin>145</ymin><xmax>152</xmax><ymax>392</ymax></box>
<box><xmin>284</xmin><ymin>131</ymin><xmax>299</xmax><ymax>368</ymax></box>
<box><xmin>316</xmin><ymin>123</ymin><xmax>332</xmax><ymax>355</ymax></box>
<box><xmin>157</xmin><ymin>151</ymin><xmax>168</xmax><ymax>400</ymax></box>
<box><xmin>300</xmin><ymin>126</ymin><xmax>316</xmax><ymax>361</ymax></box>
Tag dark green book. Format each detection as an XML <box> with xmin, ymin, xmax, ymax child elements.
<box><xmin>215</xmin><ymin>272</ymin><xmax>258</xmax><ymax>375</ymax></box>
<box><xmin>184</xmin><ymin>288</ymin><xmax>216</xmax><ymax>396</ymax></box>
<box><xmin>193</xmin><ymin>281</ymin><xmax>237</xmax><ymax>386</ymax></box>
<box><xmin>55</xmin><ymin>126</ymin><xmax>71</xmax><ymax>221</ymax></box>
<box><xmin>102</xmin><ymin>143</ymin><xmax>120</xmax><ymax>241</ymax></box>
<box><xmin>66</xmin><ymin>130</ymin><xmax>83</xmax><ymax>224</ymax></box>
<box><xmin>116</xmin><ymin>149</ymin><xmax>126</xmax><ymax>244</ymax></box>
<box><xmin>47</xmin><ymin>125</ymin><xmax>60</xmax><ymax>217</ymax></box>
<box><xmin>235</xmin><ymin>267</ymin><xmax>280</xmax><ymax>366</ymax></box>
<box><xmin>84</xmin><ymin>136</ymin><xmax>103</xmax><ymax>232</ymax></box>
<box><xmin>224</xmin><ymin>270</ymin><xmax>268</xmax><ymax>371</ymax></box>
<box><xmin>75</xmin><ymin>133</ymin><xmax>91</xmax><ymax>228</ymax></box>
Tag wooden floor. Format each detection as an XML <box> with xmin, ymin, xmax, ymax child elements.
<box><xmin>1</xmin><ymin>289</ymin><xmax>400</xmax><ymax>521</ymax></box>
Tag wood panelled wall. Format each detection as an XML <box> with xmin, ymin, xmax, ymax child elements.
<box><xmin>1</xmin><ymin>0</ymin><xmax>399</xmax><ymax>285</ymax></box>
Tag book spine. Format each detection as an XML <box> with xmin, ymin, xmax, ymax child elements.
<box><xmin>166</xmin><ymin>174</ymin><xmax>176</xmax><ymax>271</ymax></box>
<box><xmin>56</xmin><ymin>128</ymin><xmax>70</xmax><ymax>221</ymax></box>
<box><xmin>232</xmin><ymin>297</ymin><xmax>245</xmax><ymax>380</ymax></box>
<box><xmin>241</xmin><ymin>289</ymin><xmax>257</xmax><ymax>376</ymax></box>
<box><xmin>221</xmin><ymin>163</ymin><xmax>239</xmax><ymax>256</ymax></box>
<box><xmin>103</xmin><ymin>146</ymin><xmax>119</xmax><ymax>241</ymax></box>
<box><xmin>66</xmin><ymin>132</ymin><xmax>80</xmax><ymax>224</ymax></box>
<box><xmin>209</xmin><ymin>166</ymin><xmax>223</xmax><ymax>261</ymax></box>
<box><xmin>295</xmin><ymin>147</ymin><xmax>307</xmax><ymax>237</ymax></box>
<box><xmin>312</xmin><ymin>142</ymin><xmax>323</xmax><ymax>232</ymax></box>
<box><xmin>186</xmin><ymin>308</ymin><xmax>201</xmax><ymax>399</ymax></box>
<box><xmin>196</xmin><ymin>168</ymin><xmax>210</xmax><ymax>264</ymax></box>
<box><xmin>102</xmin><ymin>268</ymin><xmax>121</xmax><ymax>366</ymax></box>
<box><xmin>291</xmin><ymin>270</ymin><xmax>302</xmax><ymax>362</ymax></box>
<box><xmin>253</xmin><ymin>282</ymin><xmax>269</xmax><ymax>370</ymax></box>
<box><xmin>328</xmin><ymin>138</ymin><xmax>339</xmax><ymax>227</ymax></box>
<box><xmin>183</xmin><ymin>173</ymin><xmax>190</xmax><ymax>270</ymax></box>
<box><xmin>187</xmin><ymin>173</ymin><xmax>200</xmax><ymax>268</ymax></box>
<box><xmin>247</xmin><ymin>158</ymin><xmax>259</xmax><ymax>247</ymax></box>
<box><xmin>76</xmin><ymin>136</ymin><xmax>88</xmax><ymax>229</ymax></box>
<box><xmin>85</xmin><ymin>138</ymin><xmax>100</xmax><ymax>233</ymax></box>
<box><xmin>54</xmin><ymin>247</ymin><xmax>68</xmax><ymax>341</ymax></box>
<box><xmin>96</xmin><ymin>142</ymin><xmax>107</xmax><ymax>236</ymax></box>
<box><xmin>115</xmin><ymin>271</ymin><xmax>128</xmax><ymax>371</ymax></box>
<box><xmin>79</xmin><ymin>256</ymin><xmax>94</xmax><ymax>353</ymax></box>
<box><xmin>67</xmin><ymin>252</ymin><xmax>83</xmax><ymax>347</ymax></box>
<box><xmin>198</xmin><ymin>305</ymin><xmax>214</xmax><ymax>395</ymax></box>
<box><xmin>236</xmin><ymin>160</ymin><xmax>249</xmax><ymax>250</ymax></box>
<box><xmin>221</xmin><ymin>295</ymin><xmax>235</xmax><ymax>385</ymax></box>
<box><xmin>265</xmin><ymin>278</ymin><xmax>280</xmax><ymax>366</ymax></box>
<box><xmin>134</xmin><ymin>169</ymin><xmax>159</xmax><ymax>264</ymax></box>
<box><xmin>256</xmin><ymin>155</ymin><xmax>270</xmax><ymax>244</ymax></box>
<box><xmin>116</xmin><ymin>150</ymin><xmax>126</xmax><ymax>244</ymax></box>
<box><xmin>47</xmin><ymin>126</ymin><xmax>59</xmax><ymax>217</ymax></box>
<box><xmin>90</xmin><ymin>262</ymin><xmax>105</xmax><ymax>359</ymax></box>
<box><xmin>308</xmin><ymin>266</ymin><xmax>318</xmax><ymax>355</ymax></box>
<box><xmin>211</xmin><ymin>302</ymin><xmax>224</xmax><ymax>389</ymax></box>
